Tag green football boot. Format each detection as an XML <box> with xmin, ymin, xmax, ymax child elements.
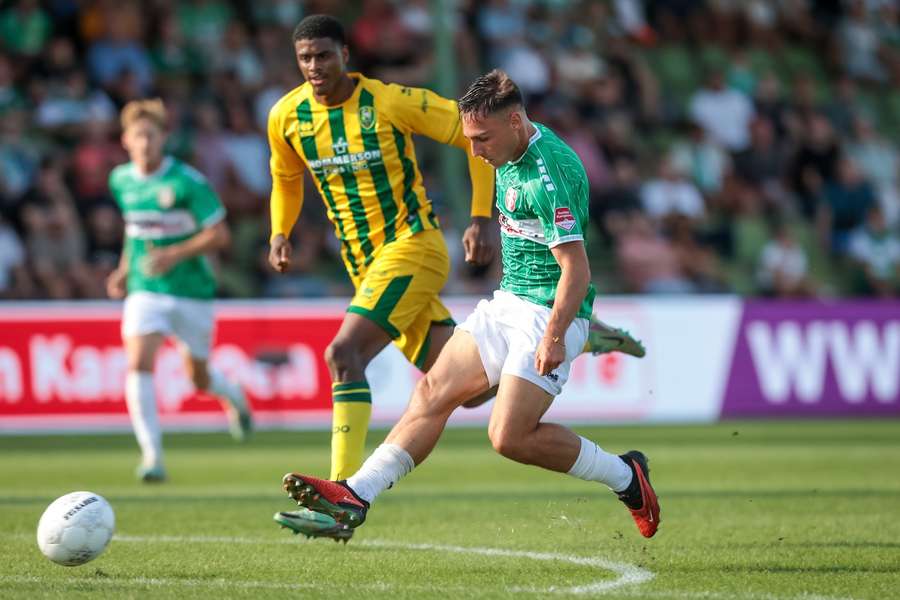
<box><xmin>136</xmin><ymin>464</ymin><xmax>167</xmax><ymax>483</ymax></box>
<box><xmin>274</xmin><ymin>508</ymin><xmax>354</xmax><ymax>543</ymax></box>
<box><xmin>586</xmin><ymin>316</ymin><xmax>646</xmax><ymax>358</ymax></box>
<box><xmin>227</xmin><ymin>406</ymin><xmax>253</xmax><ymax>443</ymax></box>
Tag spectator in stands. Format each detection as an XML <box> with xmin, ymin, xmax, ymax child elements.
<box><xmin>555</xmin><ymin>32</ymin><xmax>606</xmax><ymax>94</ymax></box>
<box><xmin>70</xmin><ymin>117</ymin><xmax>125</xmax><ymax>210</ymax></box>
<box><xmin>579</xmin><ymin>70</ymin><xmax>634</xmax><ymax>132</ymax></box>
<box><xmin>615</xmin><ymin>212</ymin><xmax>695</xmax><ymax>294</ymax></box>
<box><xmin>0</xmin><ymin>52</ymin><xmax>20</xmax><ymax>113</ymax></box>
<box><xmin>83</xmin><ymin>203</ymin><xmax>122</xmax><ymax>297</ymax></box>
<box><xmin>21</xmin><ymin>159</ymin><xmax>95</xmax><ymax>298</ymax></box>
<box><xmin>825</xmin><ymin>75</ymin><xmax>872</xmax><ymax>137</ymax></box>
<box><xmin>0</xmin><ymin>212</ymin><xmax>33</xmax><ymax>299</ymax></box>
<box><xmin>752</xmin><ymin>72</ymin><xmax>790</xmax><ymax>141</ymax></box>
<box><xmin>848</xmin><ymin>205</ymin><xmax>900</xmax><ymax>297</ymax></box>
<box><xmin>786</xmin><ymin>74</ymin><xmax>822</xmax><ymax>133</ymax></box>
<box><xmin>213</xmin><ymin>22</ymin><xmax>264</xmax><ymax>90</ymax></box>
<box><xmin>35</xmin><ymin>69</ymin><xmax>116</xmax><ymax>135</ymax></box>
<box><xmin>598</xmin><ymin>112</ymin><xmax>639</xmax><ymax>167</ymax></box>
<box><xmin>670</xmin><ymin>120</ymin><xmax>731</xmax><ymax>197</ymax></box>
<box><xmin>603</xmin><ymin>36</ymin><xmax>660</xmax><ymax>124</ymax></box>
<box><xmin>85</xmin><ymin>4</ymin><xmax>154</xmax><ymax>96</ymax></box>
<box><xmin>591</xmin><ymin>156</ymin><xmax>642</xmax><ymax>242</ymax></box>
<box><xmin>552</xmin><ymin>102</ymin><xmax>612</xmax><ymax>192</ymax></box>
<box><xmin>0</xmin><ymin>109</ymin><xmax>40</xmax><ymax>222</ymax></box>
<box><xmin>846</xmin><ymin>116</ymin><xmax>900</xmax><ymax>227</ymax></box>
<box><xmin>819</xmin><ymin>156</ymin><xmax>876</xmax><ymax>255</ymax></box>
<box><xmin>0</xmin><ymin>0</ymin><xmax>51</xmax><ymax>59</ymax></box>
<box><xmin>688</xmin><ymin>68</ymin><xmax>755</xmax><ymax>151</ymax></box>
<box><xmin>477</xmin><ymin>0</ymin><xmax>527</xmax><ymax>61</ymax></box>
<box><xmin>221</xmin><ymin>99</ymin><xmax>270</xmax><ymax>215</ymax></box>
<box><xmin>732</xmin><ymin>116</ymin><xmax>790</xmax><ymax>213</ymax></box>
<box><xmin>191</xmin><ymin>101</ymin><xmax>231</xmax><ymax>195</ymax></box>
<box><xmin>351</xmin><ymin>0</ymin><xmax>431</xmax><ymax>85</ymax></box>
<box><xmin>640</xmin><ymin>156</ymin><xmax>706</xmax><ymax>227</ymax></box>
<box><xmin>670</xmin><ymin>218</ymin><xmax>728</xmax><ymax>293</ymax></box>
<box><xmin>176</xmin><ymin>0</ymin><xmax>234</xmax><ymax>66</ymax></box>
<box><xmin>756</xmin><ymin>219</ymin><xmax>816</xmax><ymax>298</ymax></box>
<box><xmin>838</xmin><ymin>0</ymin><xmax>888</xmax><ymax>82</ymax></box>
<box><xmin>789</xmin><ymin>112</ymin><xmax>841</xmax><ymax>218</ymax></box>
<box><xmin>150</xmin><ymin>13</ymin><xmax>200</xmax><ymax>81</ymax></box>
<box><xmin>37</xmin><ymin>37</ymin><xmax>80</xmax><ymax>87</ymax></box>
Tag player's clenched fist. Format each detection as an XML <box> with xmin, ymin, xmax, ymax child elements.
<box><xmin>105</xmin><ymin>268</ymin><xmax>127</xmax><ymax>300</ymax></box>
<box><xmin>534</xmin><ymin>334</ymin><xmax>565</xmax><ymax>376</ymax></box>
<box><xmin>269</xmin><ymin>234</ymin><xmax>293</xmax><ymax>273</ymax></box>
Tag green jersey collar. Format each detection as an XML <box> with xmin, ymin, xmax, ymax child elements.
<box><xmin>509</xmin><ymin>123</ymin><xmax>542</xmax><ymax>166</ymax></box>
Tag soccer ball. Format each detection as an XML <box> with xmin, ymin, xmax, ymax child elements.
<box><xmin>37</xmin><ymin>491</ymin><xmax>115</xmax><ymax>566</ymax></box>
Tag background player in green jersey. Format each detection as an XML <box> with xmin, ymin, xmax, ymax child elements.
<box><xmin>280</xmin><ymin>71</ymin><xmax>660</xmax><ymax>539</ymax></box>
<box><xmin>106</xmin><ymin>99</ymin><xmax>252</xmax><ymax>483</ymax></box>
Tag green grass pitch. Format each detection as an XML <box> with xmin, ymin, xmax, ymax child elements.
<box><xmin>0</xmin><ymin>420</ymin><xmax>898</xmax><ymax>599</ymax></box>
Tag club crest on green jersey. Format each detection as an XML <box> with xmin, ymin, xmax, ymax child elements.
<box><xmin>157</xmin><ymin>186</ymin><xmax>175</xmax><ymax>209</ymax></box>
<box><xmin>504</xmin><ymin>187</ymin><xmax>518</xmax><ymax>211</ymax></box>
<box><xmin>359</xmin><ymin>105</ymin><xmax>376</xmax><ymax>130</ymax></box>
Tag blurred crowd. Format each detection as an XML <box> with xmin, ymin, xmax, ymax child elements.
<box><xmin>1</xmin><ymin>0</ymin><xmax>899</xmax><ymax>301</ymax></box>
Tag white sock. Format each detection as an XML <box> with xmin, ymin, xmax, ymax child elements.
<box><xmin>208</xmin><ymin>370</ymin><xmax>247</xmax><ymax>413</ymax></box>
<box><xmin>567</xmin><ymin>436</ymin><xmax>633</xmax><ymax>492</ymax></box>
<box><xmin>125</xmin><ymin>371</ymin><xmax>162</xmax><ymax>468</ymax></box>
<box><xmin>346</xmin><ymin>443</ymin><xmax>415</xmax><ymax>504</ymax></box>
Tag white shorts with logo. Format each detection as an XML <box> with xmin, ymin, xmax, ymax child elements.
<box><xmin>457</xmin><ymin>290</ymin><xmax>589</xmax><ymax>396</ymax></box>
<box><xmin>121</xmin><ymin>291</ymin><xmax>215</xmax><ymax>359</ymax></box>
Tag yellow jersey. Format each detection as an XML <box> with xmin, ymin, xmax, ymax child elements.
<box><xmin>268</xmin><ymin>73</ymin><xmax>494</xmax><ymax>276</ymax></box>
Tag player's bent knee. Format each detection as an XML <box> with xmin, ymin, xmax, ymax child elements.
<box><xmin>488</xmin><ymin>427</ymin><xmax>531</xmax><ymax>463</ymax></box>
<box><xmin>324</xmin><ymin>339</ymin><xmax>363</xmax><ymax>375</ymax></box>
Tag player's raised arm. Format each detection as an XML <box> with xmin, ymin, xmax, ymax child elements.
<box><xmin>390</xmin><ymin>84</ymin><xmax>496</xmax><ymax>265</ymax></box>
<box><xmin>267</xmin><ymin>102</ymin><xmax>307</xmax><ymax>273</ymax></box>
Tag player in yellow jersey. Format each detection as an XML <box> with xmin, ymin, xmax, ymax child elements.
<box><xmin>269</xmin><ymin>15</ymin><xmax>644</xmax><ymax>541</ymax></box>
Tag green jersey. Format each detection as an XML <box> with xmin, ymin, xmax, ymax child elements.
<box><xmin>109</xmin><ymin>157</ymin><xmax>224</xmax><ymax>299</ymax></box>
<box><xmin>495</xmin><ymin>122</ymin><xmax>595</xmax><ymax>319</ymax></box>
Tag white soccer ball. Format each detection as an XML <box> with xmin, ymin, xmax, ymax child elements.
<box><xmin>37</xmin><ymin>491</ymin><xmax>115</xmax><ymax>566</ymax></box>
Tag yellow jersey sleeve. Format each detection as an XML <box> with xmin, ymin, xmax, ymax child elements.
<box><xmin>268</xmin><ymin>101</ymin><xmax>306</xmax><ymax>242</ymax></box>
<box><xmin>387</xmin><ymin>84</ymin><xmax>494</xmax><ymax>218</ymax></box>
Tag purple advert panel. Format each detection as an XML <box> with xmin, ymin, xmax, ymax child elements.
<box><xmin>722</xmin><ymin>301</ymin><xmax>900</xmax><ymax>417</ymax></box>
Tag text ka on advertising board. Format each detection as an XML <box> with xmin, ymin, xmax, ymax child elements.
<box><xmin>0</xmin><ymin>303</ymin><xmax>342</xmax><ymax>429</ymax></box>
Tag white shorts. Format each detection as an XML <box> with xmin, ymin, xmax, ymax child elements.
<box><xmin>121</xmin><ymin>291</ymin><xmax>215</xmax><ymax>359</ymax></box>
<box><xmin>457</xmin><ymin>290</ymin><xmax>589</xmax><ymax>396</ymax></box>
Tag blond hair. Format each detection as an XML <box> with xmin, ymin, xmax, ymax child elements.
<box><xmin>120</xmin><ymin>98</ymin><xmax>167</xmax><ymax>131</ymax></box>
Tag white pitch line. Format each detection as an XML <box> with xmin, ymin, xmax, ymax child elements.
<box><xmin>9</xmin><ymin>534</ymin><xmax>856</xmax><ymax>600</ymax></box>
<box><xmin>111</xmin><ymin>533</ymin><xmax>654</xmax><ymax>595</ymax></box>
<box><xmin>360</xmin><ymin>539</ymin><xmax>654</xmax><ymax>595</ymax></box>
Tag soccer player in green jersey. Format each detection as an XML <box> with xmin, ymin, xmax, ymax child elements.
<box><xmin>106</xmin><ymin>99</ymin><xmax>252</xmax><ymax>483</ymax></box>
<box><xmin>279</xmin><ymin>71</ymin><xmax>661</xmax><ymax>538</ymax></box>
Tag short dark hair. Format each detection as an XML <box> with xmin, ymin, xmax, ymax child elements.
<box><xmin>458</xmin><ymin>70</ymin><xmax>523</xmax><ymax>118</ymax></box>
<box><xmin>292</xmin><ymin>14</ymin><xmax>346</xmax><ymax>45</ymax></box>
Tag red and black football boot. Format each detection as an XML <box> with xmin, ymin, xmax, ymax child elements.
<box><xmin>282</xmin><ymin>473</ymin><xmax>369</xmax><ymax>528</ymax></box>
<box><xmin>616</xmin><ymin>450</ymin><xmax>660</xmax><ymax>538</ymax></box>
